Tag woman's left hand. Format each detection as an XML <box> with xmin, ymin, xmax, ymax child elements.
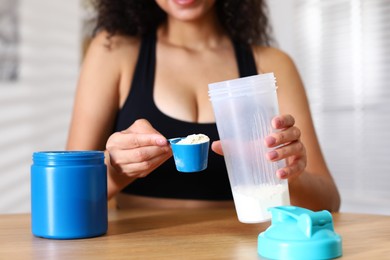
<box><xmin>264</xmin><ymin>114</ymin><xmax>306</xmax><ymax>180</ymax></box>
<box><xmin>211</xmin><ymin>114</ymin><xmax>307</xmax><ymax>180</ymax></box>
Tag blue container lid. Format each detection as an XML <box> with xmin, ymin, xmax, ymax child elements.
<box><xmin>32</xmin><ymin>151</ymin><xmax>105</xmax><ymax>166</ymax></box>
<box><xmin>258</xmin><ymin>206</ymin><xmax>342</xmax><ymax>260</ymax></box>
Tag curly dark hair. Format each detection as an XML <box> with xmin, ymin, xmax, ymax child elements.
<box><xmin>91</xmin><ymin>0</ymin><xmax>273</xmax><ymax>46</ymax></box>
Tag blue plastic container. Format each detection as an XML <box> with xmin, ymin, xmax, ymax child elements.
<box><xmin>31</xmin><ymin>151</ymin><xmax>108</xmax><ymax>239</ymax></box>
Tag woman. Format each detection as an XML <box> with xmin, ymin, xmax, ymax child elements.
<box><xmin>67</xmin><ymin>0</ymin><xmax>340</xmax><ymax>211</ymax></box>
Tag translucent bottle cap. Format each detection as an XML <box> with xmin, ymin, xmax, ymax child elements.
<box><xmin>258</xmin><ymin>206</ymin><xmax>342</xmax><ymax>260</ymax></box>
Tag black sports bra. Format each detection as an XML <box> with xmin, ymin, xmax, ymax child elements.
<box><xmin>114</xmin><ymin>31</ymin><xmax>257</xmax><ymax>200</ymax></box>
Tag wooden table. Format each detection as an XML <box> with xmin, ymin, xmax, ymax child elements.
<box><xmin>0</xmin><ymin>208</ymin><xmax>389</xmax><ymax>259</ymax></box>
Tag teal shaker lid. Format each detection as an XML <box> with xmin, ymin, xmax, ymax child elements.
<box><xmin>258</xmin><ymin>206</ymin><xmax>342</xmax><ymax>260</ymax></box>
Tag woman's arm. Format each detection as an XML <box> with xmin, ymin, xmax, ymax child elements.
<box><xmin>67</xmin><ymin>31</ymin><xmax>172</xmax><ymax>200</ymax></box>
<box><xmin>67</xmin><ymin>32</ymin><xmax>122</xmax><ymax>151</ymax></box>
<box><xmin>66</xmin><ymin>31</ymin><xmax>137</xmax><ymax>199</ymax></box>
<box><xmin>260</xmin><ymin>47</ymin><xmax>340</xmax><ymax>211</ymax></box>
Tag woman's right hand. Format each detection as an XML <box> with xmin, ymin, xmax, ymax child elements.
<box><xmin>106</xmin><ymin>119</ymin><xmax>172</xmax><ymax>179</ymax></box>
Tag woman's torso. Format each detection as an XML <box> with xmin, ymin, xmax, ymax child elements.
<box><xmin>113</xmin><ymin>27</ymin><xmax>258</xmax><ymax>203</ymax></box>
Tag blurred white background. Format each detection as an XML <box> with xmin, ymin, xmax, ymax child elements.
<box><xmin>269</xmin><ymin>0</ymin><xmax>390</xmax><ymax>215</ymax></box>
<box><xmin>0</xmin><ymin>0</ymin><xmax>389</xmax><ymax>214</ymax></box>
<box><xmin>0</xmin><ymin>0</ymin><xmax>81</xmax><ymax>213</ymax></box>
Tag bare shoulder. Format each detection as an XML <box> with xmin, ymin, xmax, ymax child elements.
<box><xmin>91</xmin><ymin>30</ymin><xmax>140</xmax><ymax>49</ymax></box>
<box><xmin>84</xmin><ymin>30</ymin><xmax>141</xmax><ymax>69</ymax></box>
<box><xmin>252</xmin><ymin>45</ymin><xmax>304</xmax><ymax>92</ymax></box>
<box><xmin>252</xmin><ymin>45</ymin><xmax>297</xmax><ymax>76</ymax></box>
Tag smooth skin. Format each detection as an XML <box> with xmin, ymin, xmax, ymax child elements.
<box><xmin>67</xmin><ymin>0</ymin><xmax>340</xmax><ymax>211</ymax></box>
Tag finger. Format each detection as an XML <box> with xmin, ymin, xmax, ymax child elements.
<box><xmin>211</xmin><ymin>141</ymin><xmax>224</xmax><ymax>155</ymax></box>
<box><xmin>272</xmin><ymin>114</ymin><xmax>295</xmax><ymax>129</ymax></box>
<box><xmin>115</xmin><ymin>152</ymin><xmax>172</xmax><ymax>177</ymax></box>
<box><xmin>264</xmin><ymin>126</ymin><xmax>301</xmax><ymax>148</ymax></box>
<box><xmin>276</xmin><ymin>159</ymin><xmax>306</xmax><ymax>179</ymax></box>
<box><xmin>110</xmin><ymin>145</ymin><xmax>172</xmax><ymax>167</ymax></box>
<box><xmin>266</xmin><ymin>141</ymin><xmax>304</xmax><ymax>161</ymax></box>
<box><xmin>107</xmin><ymin>132</ymin><xmax>168</xmax><ymax>150</ymax></box>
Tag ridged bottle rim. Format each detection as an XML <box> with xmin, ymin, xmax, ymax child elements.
<box><xmin>208</xmin><ymin>73</ymin><xmax>276</xmax><ymax>100</ymax></box>
<box><xmin>32</xmin><ymin>151</ymin><xmax>105</xmax><ymax>166</ymax></box>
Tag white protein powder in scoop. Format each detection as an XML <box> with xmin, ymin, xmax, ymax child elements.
<box><xmin>177</xmin><ymin>134</ymin><xmax>210</xmax><ymax>144</ymax></box>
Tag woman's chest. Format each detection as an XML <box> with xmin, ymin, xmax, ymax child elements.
<box><xmin>153</xmin><ymin>48</ymin><xmax>239</xmax><ymax>123</ymax></box>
